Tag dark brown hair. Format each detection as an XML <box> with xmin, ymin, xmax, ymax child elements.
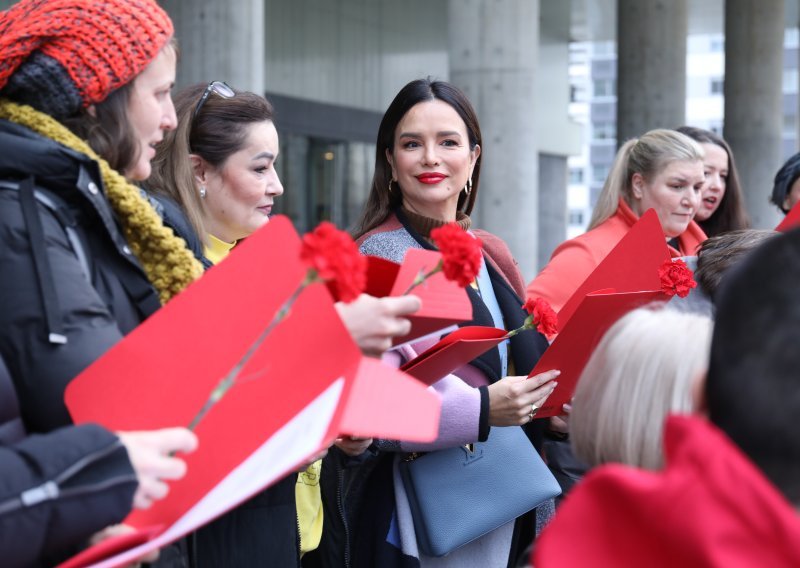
<box><xmin>352</xmin><ymin>78</ymin><xmax>482</xmax><ymax>238</ymax></box>
<box><xmin>676</xmin><ymin>126</ymin><xmax>750</xmax><ymax>237</ymax></box>
<box><xmin>695</xmin><ymin>229</ymin><xmax>776</xmax><ymax>300</ymax></box>
<box><xmin>63</xmin><ymin>81</ymin><xmax>139</xmax><ymax>175</ymax></box>
<box><xmin>148</xmin><ymin>81</ymin><xmax>274</xmax><ymax>241</ymax></box>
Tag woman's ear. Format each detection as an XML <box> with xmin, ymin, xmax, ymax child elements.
<box><xmin>469</xmin><ymin>144</ymin><xmax>481</xmax><ymax>177</ymax></box>
<box><xmin>385</xmin><ymin>148</ymin><xmax>397</xmax><ymax>181</ymax></box>
<box><xmin>631</xmin><ymin>172</ymin><xmax>645</xmax><ymax>199</ymax></box>
<box><xmin>189</xmin><ymin>154</ymin><xmax>209</xmax><ymax>186</ymax></box>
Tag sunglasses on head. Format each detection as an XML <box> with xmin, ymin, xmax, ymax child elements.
<box><xmin>192</xmin><ymin>81</ymin><xmax>235</xmax><ymax>120</ymax></box>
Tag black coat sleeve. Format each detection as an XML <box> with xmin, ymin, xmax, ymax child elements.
<box><xmin>0</xmin><ymin>190</ymin><xmax>126</xmax><ymax>432</ymax></box>
<box><xmin>0</xmin><ymin>423</ymin><xmax>137</xmax><ymax>568</ymax></box>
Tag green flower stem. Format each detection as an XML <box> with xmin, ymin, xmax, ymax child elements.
<box><xmin>402</xmin><ymin>261</ymin><xmax>443</xmax><ymax>296</ymax></box>
<box><xmin>187</xmin><ymin>270</ymin><xmax>318</xmax><ymax>432</ymax></box>
<box><xmin>504</xmin><ymin>316</ymin><xmax>536</xmax><ymax>339</ymax></box>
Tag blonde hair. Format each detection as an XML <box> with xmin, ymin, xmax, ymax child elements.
<box><xmin>589</xmin><ymin>129</ymin><xmax>705</xmax><ymax>229</ymax></box>
<box><xmin>570</xmin><ymin>305</ymin><xmax>713</xmax><ymax>470</ymax></box>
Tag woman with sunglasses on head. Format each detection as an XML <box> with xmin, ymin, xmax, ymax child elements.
<box><xmin>148</xmin><ymin>81</ymin><xmax>421</xmax><ymax>567</ymax></box>
<box><xmin>0</xmin><ymin>0</ymin><xmax>201</xmax><ymax>564</ymax></box>
<box><xmin>676</xmin><ymin>126</ymin><xmax>750</xmax><ymax>237</ymax></box>
<box><xmin>149</xmin><ymin>81</ymin><xmax>280</xmax><ymax>266</ymax></box>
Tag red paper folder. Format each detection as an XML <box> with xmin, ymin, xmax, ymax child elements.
<box><xmin>361</xmin><ymin>249</ymin><xmax>473</xmax><ymax>346</ymax></box>
<box><xmin>555</xmin><ymin>209</ymin><xmax>670</xmax><ymax>330</ymax></box>
<box><xmin>776</xmin><ymin>200</ymin><xmax>800</xmax><ymax>232</ymax></box>
<box><xmin>528</xmin><ymin>289</ymin><xmax>667</xmax><ymax>419</ymax></box>
<box><xmin>60</xmin><ymin>216</ymin><xmax>440</xmax><ymax>568</ymax></box>
<box><xmin>400</xmin><ymin>326</ymin><xmax>508</xmax><ymax>386</ymax></box>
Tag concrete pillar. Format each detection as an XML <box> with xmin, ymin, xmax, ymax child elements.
<box><xmin>536</xmin><ymin>0</ymin><xmax>578</xmax><ymax>273</ymax></box>
<box><xmin>538</xmin><ymin>153</ymin><xmax>568</xmax><ymax>270</ymax></box>
<box><xmin>448</xmin><ymin>0</ymin><xmax>540</xmax><ymax>280</ymax></box>
<box><xmin>724</xmin><ymin>0</ymin><xmax>785</xmax><ymax>229</ymax></box>
<box><xmin>617</xmin><ymin>0</ymin><xmax>688</xmax><ymax>144</ymax></box>
<box><xmin>161</xmin><ymin>0</ymin><xmax>265</xmax><ymax>95</ymax></box>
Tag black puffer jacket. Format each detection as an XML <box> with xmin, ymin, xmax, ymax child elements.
<box><xmin>0</xmin><ymin>119</ymin><xmax>161</xmax><ymax>433</ymax></box>
<box><xmin>0</xmin><ymin>354</ymin><xmax>138</xmax><ymax>568</ymax></box>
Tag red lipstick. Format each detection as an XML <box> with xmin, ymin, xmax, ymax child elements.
<box><xmin>416</xmin><ymin>173</ymin><xmax>447</xmax><ymax>184</ymax></box>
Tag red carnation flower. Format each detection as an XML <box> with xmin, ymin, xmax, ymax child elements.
<box><xmin>189</xmin><ymin>221</ymin><xmax>365</xmax><ymax>432</ymax></box>
<box><xmin>658</xmin><ymin>258</ymin><xmax>697</xmax><ymax>298</ymax></box>
<box><xmin>522</xmin><ymin>297</ymin><xmax>559</xmax><ymax>340</ymax></box>
<box><xmin>430</xmin><ymin>223</ymin><xmax>483</xmax><ymax>287</ymax></box>
<box><xmin>300</xmin><ymin>221</ymin><xmax>367</xmax><ymax>303</ymax></box>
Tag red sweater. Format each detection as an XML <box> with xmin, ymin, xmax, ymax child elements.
<box><xmin>527</xmin><ymin>200</ymin><xmax>707</xmax><ymax>312</ymax></box>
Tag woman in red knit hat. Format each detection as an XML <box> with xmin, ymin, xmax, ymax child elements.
<box><xmin>0</xmin><ymin>1</ymin><xmax>200</xmax><ymax>565</ymax></box>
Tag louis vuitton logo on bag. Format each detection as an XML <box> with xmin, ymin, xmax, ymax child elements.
<box><xmin>460</xmin><ymin>443</ymin><xmax>483</xmax><ymax>465</ymax></box>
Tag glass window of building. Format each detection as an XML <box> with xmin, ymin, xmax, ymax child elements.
<box><xmin>783</xmin><ymin>68</ymin><xmax>798</xmax><ymax>93</ymax></box>
<box><xmin>593</xmin><ymin>121</ymin><xmax>616</xmax><ymax>140</ymax></box>
<box><xmin>783</xmin><ymin>114</ymin><xmax>797</xmax><ymax>136</ymax></box>
<box><xmin>568</xmin><ymin>210</ymin><xmax>584</xmax><ymax>225</ymax></box>
<box><xmin>273</xmin><ymin>132</ymin><xmax>375</xmax><ymax>233</ymax></box>
<box><xmin>592</xmin><ymin>164</ymin><xmax>608</xmax><ymax>183</ymax></box>
<box><xmin>593</xmin><ymin>78</ymin><xmax>616</xmax><ymax>98</ymax></box>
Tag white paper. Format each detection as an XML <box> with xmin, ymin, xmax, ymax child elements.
<box><xmin>89</xmin><ymin>378</ymin><xmax>344</xmax><ymax>568</ymax></box>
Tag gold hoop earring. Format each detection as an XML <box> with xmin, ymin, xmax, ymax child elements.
<box><xmin>463</xmin><ymin>178</ymin><xmax>472</xmax><ymax>197</ymax></box>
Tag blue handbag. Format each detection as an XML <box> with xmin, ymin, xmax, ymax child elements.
<box><xmin>399</xmin><ymin>424</ymin><xmax>561</xmax><ymax>557</ymax></box>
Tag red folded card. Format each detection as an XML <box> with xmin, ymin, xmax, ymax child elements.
<box><xmin>528</xmin><ymin>289</ymin><xmax>667</xmax><ymax>418</ymax></box>
<box><xmin>556</xmin><ymin>209</ymin><xmax>670</xmax><ymax>330</ymax></box>
<box><xmin>776</xmin><ymin>199</ymin><xmax>800</xmax><ymax>232</ymax></box>
<box><xmin>361</xmin><ymin>249</ymin><xmax>473</xmax><ymax>346</ymax></box>
<box><xmin>400</xmin><ymin>326</ymin><xmax>508</xmax><ymax>386</ymax></box>
<box><xmin>60</xmin><ymin>216</ymin><xmax>440</xmax><ymax>568</ymax></box>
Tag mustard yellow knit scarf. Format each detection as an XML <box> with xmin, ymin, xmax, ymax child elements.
<box><xmin>0</xmin><ymin>99</ymin><xmax>203</xmax><ymax>304</ymax></box>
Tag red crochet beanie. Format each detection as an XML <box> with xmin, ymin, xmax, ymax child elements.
<box><xmin>0</xmin><ymin>0</ymin><xmax>173</xmax><ymax>116</ymax></box>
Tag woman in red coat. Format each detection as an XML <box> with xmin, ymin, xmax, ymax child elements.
<box><xmin>528</xmin><ymin>129</ymin><xmax>707</xmax><ymax>313</ymax></box>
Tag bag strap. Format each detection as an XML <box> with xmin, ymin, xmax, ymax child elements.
<box><xmin>17</xmin><ymin>177</ymin><xmax>69</xmax><ymax>345</ymax></box>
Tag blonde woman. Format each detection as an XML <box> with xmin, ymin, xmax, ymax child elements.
<box><xmin>570</xmin><ymin>306</ymin><xmax>713</xmax><ymax>470</ymax></box>
<box><xmin>528</xmin><ymin>129</ymin><xmax>707</xmax><ymax>313</ymax></box>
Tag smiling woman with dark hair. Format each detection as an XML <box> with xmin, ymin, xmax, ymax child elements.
<box><xmin>344</xmin><ymin>78</ymin><xmax>556</xmax><ymax>568</ymax></box>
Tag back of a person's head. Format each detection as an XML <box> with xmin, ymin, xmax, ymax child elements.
<box><xmin>706</xmin><ymin>228</ymin><xmax>800</xmax><ymax>505</ymax></box>
<box><xmin>589</xmin><ymin>129</ymin><xmax>704</xmax><ymax>229</ymax></box>
<box><xmin>695</xmin><ymin>229</ymin><xmax>777</xmax><ymax>301</ymax></box>
<box><xmin>571</xmin><ymin>306</ymin><xmax>713</xmax><ymax>470</ymax></box>
<box><xmin>771</xmin><ymin>152</ymin><xmax>800</xmax><ymax>214</ymax></box>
